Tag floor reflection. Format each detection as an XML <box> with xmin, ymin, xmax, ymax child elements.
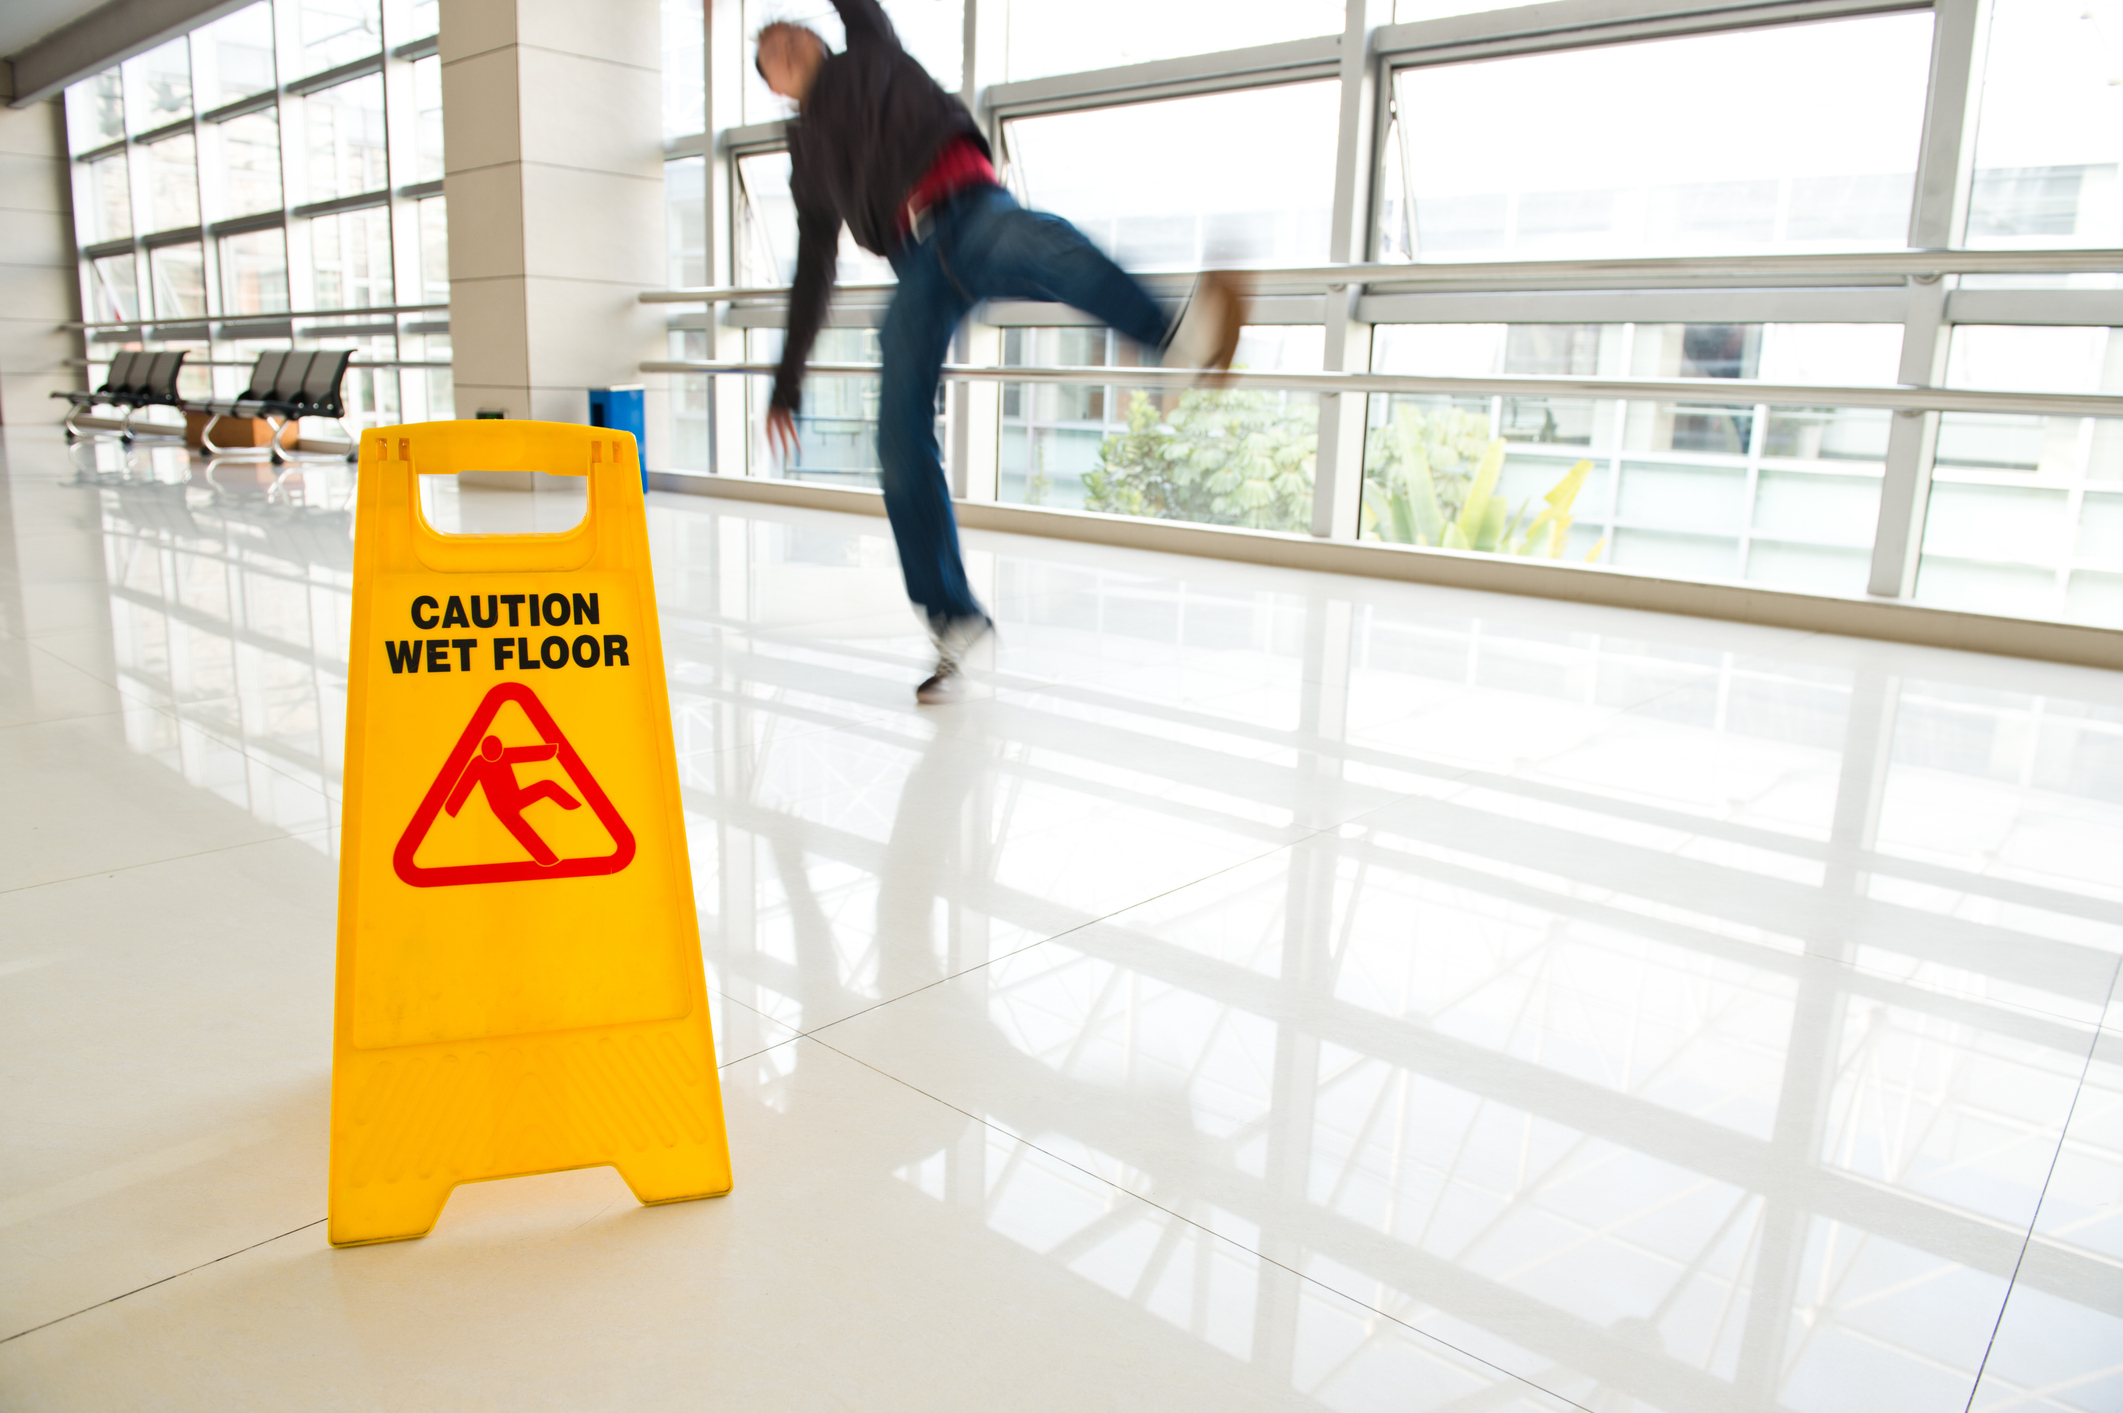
<box><xmin>10</xmin><ymin>433</ymin><xmax>2120</xmax><ymax>1412</ymax></box>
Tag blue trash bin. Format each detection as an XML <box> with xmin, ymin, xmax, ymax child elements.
<box><xmin>588</xmin><ymin>385</ymin><xmax>647</xmax><ymax>493</ymax></box>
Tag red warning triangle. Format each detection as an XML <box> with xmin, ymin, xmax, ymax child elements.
<box><xmin>393</xmin><ymin>682</ymin><xmax>636</xmax><ymax>888</ymax></box>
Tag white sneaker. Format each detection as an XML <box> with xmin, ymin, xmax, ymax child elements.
<box><xmin>917</xmin><ymin>616</ymin><xmax>993</xmax><ymax>704</ymax></box>
<box><xmin>1163</xmin><ymin>269</ymin><xmax>1251</xmax><ymax>385</ymax></box>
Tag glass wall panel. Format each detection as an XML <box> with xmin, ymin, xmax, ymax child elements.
<box><xmin>195</xmin><ymin>3</ymin><xmax>277</xmax><ymax>110</ymax></box>
<box><xmin>667</xmin><ymin>157</ymin><xmax>707</xmax><ymax>287</ymax></box>
<box><xmin>315</xmin><ymin>334</ymin><xmax>401</xmax><ymax>430</ymax></box>
<box><xmin>213</xmin><ymin>110</ymin><xmax>283</xmax><ymax>218</ymax></box>
<box><xmin>89</xmin><ymin>254</ymin><xmax>141</xmax><ymax>323</ymax></box>
<box><xmin>61</xmin><ymin>0</ymin><xmax>445</xmax><ymax>449</ymax></box>
<box><xmin>305</xmin><ymin>74</ymin><xmax>388</xmax><ymax>201</ymax></box>
<box><xmin>1001</xmin><ymin>0</ymin><xmax>1341</xmax><ymax>82</ymax></box>
<box><xmin>66</xmin><ymin>69</ymin><xmax>125</xmax><ymax>151</ymax></box>
<box><xmin>85</xmin><ymin>153</ymin><xmax>132</xmax><ymax>242</ymax></box>
<box><xmin>1964</xmin><ymin>0</ymin><xmax>2123</xmax><ymax>247</ymax></box>
<box><xmin>141</xmin><ymin>133</ymin><xmax>201</xmax><ymax>232</ymax></box>
<box><xmin>309</xmin><ymin>206</ymin><xmax>394</xmax><ymax>308</ymax></box>
<box><xmin>662</xmin><ymin>0</ymin><xmax>704</xmax><ymax>139</ymax></box>
<box><xmin>1003</xmin><ymin>82</ymin><xmax>1339</xmax><ymax>269</ymax></box>
<box><xmin>407</xmin><ymin>0</ymin><xmax>439</xmax><ymax>41</ymax></box>
<box><xmin>122</xmin><ymin>37</ymin><xmax>192</xmax><ymax>134</ymax></box>
<box><xmin>150</xmin><ymin>243</ymin><xmax>207</xmax><ymax>319</ymax></box>
<box><xmin>1381</xmin><ymin>13</ymin><xmax>1934</xmax><ymax>262</ymax></box>
<box><xmin>668</xmin><ymin>329</ymin><xmax>711</xmax><ymax>472</ymax></box>
<box><xmin>412</xmin><ymin>56</ymin><xmax>444</xmax><ymax>183</ymax></box>
<box><xmin>734</xmin><ymin>150</ymin><xmax>893</xmax><ymax>287</ymax></box>
<box><xmin>210</xmin><ymin>334</ymin><xmax>290</xmax><ymax>399</ymax></box>
<box><xmin>999</xmin><ymin>325</ymin><xmax>1323</xmax><ymax>531</ymax></box>
<box><xmin>297</xmin><ymin>0</ymin><xmax>383</xmax><ymax>77</ymax></box>
<box><xmin>418</xmin><ymin>197</ymin><xmax>449</xmax><ymax>302</ymax></box>
<box><xmin>740</xmin><ymin>0</ymin><xmax>963</xmax><ymax>124</ymax></box>
<box><xmin>1364</xmin><ymin>323</ymin><xmax>1900</xmax><ymax>593</ymax></box>
<box><xmin>221</xmin><ymin>229</ymin><xmax>292</xmax><ymax>314</ymax></box>
<box><xmin>1915</xmin><ymin>326</ymin><xmax>2123</xmax><ymax>622</ymax></box>
<box><xmin>746</xmin><ymin>326</ymin><xmax>884</xmax><ymax>486</ymax></box>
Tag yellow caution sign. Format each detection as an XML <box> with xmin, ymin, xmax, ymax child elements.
<box><xmin>329</xmin><ymin>420</ymin><xmax>731</xmax><ymax>1247</ymax></box>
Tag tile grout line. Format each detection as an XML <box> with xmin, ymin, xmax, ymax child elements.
<box><xmin>0</xmin><ymin>1218</ymin><xmax>328</xmax><ymax>1347</ymax></box>
<box><xmin>0</xmin><ymin>828</ymin><xmax>326</xmax><ymax>900</ymax></box>
<box><xmin>801</xmin><ymin>1029</ymin><xmax>1602</xmax><ymax>1413</ymax></box>
<box><xmin>0</xmin><ymin>1027</ymin><xmax>824</xmax><ymax>1349</ymax></box>
<box><xmin>1959</xmin><ymin>959</ymin><xmax>2117</xmax><ymax>1413</ymax></box>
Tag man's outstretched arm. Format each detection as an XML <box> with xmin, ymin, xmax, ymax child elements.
<box><xmin>829</xmin><ymin>0</ymin><xmax>899</xmax><ymax>49</ymax></box>
<box><xmin>769</xmin><ymin>165</ymin><xmax>844</xmax><ymax>424</ymax></box>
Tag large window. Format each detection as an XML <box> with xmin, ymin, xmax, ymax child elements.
<box><xmin>739</xmin><ymin>0</ymin><xmax>964</xmax><ymax>124</ymax></box>
<box><xmin>1000</xmin><ymin>325</ymin><xmax>1325</xmax><ymax>531</ymax></box>
<box><xmin>1001</xmin><ymin>0</ymin><xmax>1341</xmax><ymax>82</ymax></box>
<box><xmin>1362</xmin><ymin>323</ymin><xmax>1902</xmax><ymax>593</ymax></box>
<box><xmin>1963</xmin><ymin>0</ymin><xmax>2123</xmax><ymax>247</ymax></box>
<box><xmin>61</xmin><ymin>0</ymin><xmax>450</xmax><ymax>432</ymax></box>
<box><xmin>734</xmin><ymin>149</ymin><xmax>893</xmax><ymax>288</ymax></box>
<box><xmin>1004</xmin><ymin>83</ymin><xmax>1341</xmax><ymax>270</ymax></box>
<box><xmin>304</xmin><ymin>75</ymin><xmax>387</xmax><ymax>203</ymax></box>
<box><xmin>194</xmin><ymin>3</ymin><xmax>276</xmax><ymax>109</ymax></box>
<box><xmin>220</xmin><ymin>228</ymin><xmax>291</xmax><ymax>315</ymax></box>
<box><xmin>141</xmin><ymin>133</ymin><xmax>200</xmax><ymax>232</ymax></box>
<box><xmin>211</xmin><ymin>110</ymin><xmax>282</xmax><ymax>218</ymax></box>
<box><xmin>657</xmin><ymin>0</ymin><xmax>2122</xmax><ymax>623</ymax></box>
<box><xmin>309</xmin><ymin>206</ymin><xmax>393</xmax><ymax>309</ymax></box>
<box><xmin>295</xmin><ymin>0</ymin><xmax>381</xmax><ymax>78</ymax></box>
<box><xmin>1380</xmin><ymin>13</ymin><xmax>1936</xmax><ymax>262</ymax></box>
<box><xmin>1916</xmin><ymin>327</ymin><xmax>2123</xmax><ymax>621</ymax></box>
<box><xmin>123</xmin><ymin>38</ymin><xmax>192</xmax><ymax>134</ymax></box>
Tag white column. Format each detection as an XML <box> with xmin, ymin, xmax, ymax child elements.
<box><xmin>440</xmin><ymin>0</ymin><xmax>668</xmax><ymax>433</ymax></box>
<box><xmin>0</xmin><ymin>99</ymin><xmax>79</xmax><ymax>423</ymax></box>
<box><xmin>1309</xmin><ymin>0</ymin><xmax>1392</xmax><ymax>540</ymax></box>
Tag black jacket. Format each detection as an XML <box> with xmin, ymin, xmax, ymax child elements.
<box><xmin>770</xmin><ymin>0</ymin><xmax>988</xmax><ymax>413</ymax></box>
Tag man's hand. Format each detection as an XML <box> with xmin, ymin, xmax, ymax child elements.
<box><xmin>766</xmin><ymin>406</ymin><xmax>802</xmax><ymax>464</ymax></box>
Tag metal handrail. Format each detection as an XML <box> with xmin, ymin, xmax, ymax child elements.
<box><xmin>639</xmin><ymin>359</ymin><xmax>2123</xmax><ymax>421</ymax></box>
<box><xmin>640</xmin><ymin>248</ymin><xmax>2123</xmax><ymax>305</ymax></box>
<box><xmin>69</xmin><ymin>302</ymin><xmax>450</xmax><ymax>330</ymax></box>
<box><xmin>66</xmin><ymin>357</ymin><xmax>450</xmax><ymax>370</ymax></box>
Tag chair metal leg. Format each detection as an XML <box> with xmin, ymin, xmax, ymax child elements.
<box><xmin>274</xmin><ymin>416</ymin><xmax>355</xmax><ymax>464</ymax></box>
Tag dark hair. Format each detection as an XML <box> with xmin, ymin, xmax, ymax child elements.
<box><xmin>754</xmin><ymin>22</ymin><xmax>824</xmax><ymax>81</ymax></box>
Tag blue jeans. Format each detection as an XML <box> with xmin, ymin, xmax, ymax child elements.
<box><xmin>881</xmin><ymin>186</ymin><xmax>1171</xmax><ymax>631</ymax></box>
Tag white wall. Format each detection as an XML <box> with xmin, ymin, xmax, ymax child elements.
<box><xmin>0</xmin><ymin>99</ymin><xmax>81</xmax><ymax>425</ymax></box>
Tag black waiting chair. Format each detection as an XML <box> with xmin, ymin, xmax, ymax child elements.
<box><xmin>270</xmin><ymin>350</ymin><xmax>356</xmax><ymax>464</ymax></box>
<box><xmin>54</xmin><ymin>350</ymin><xmax>187</xmax><ymax>440</ymax></box>
<box><xmin>121</xmin><ymin>352</ymin><xmax>190</xmax><ymax>440</ymax></box>
<box><xmin>192</xmin><ymin>350</ymin><xmax>294</xmax><ymax>456</ymax></box>
<box><xmin>185</xmin><ymin>348</ymin><xmax>356</xmax><ymax>462</ymax></box>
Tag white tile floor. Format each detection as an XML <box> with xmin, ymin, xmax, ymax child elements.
<box><xmin>3</xmin><ymin>428</ymin><xmax>2120</xmax><ymax>1412</ymax></box>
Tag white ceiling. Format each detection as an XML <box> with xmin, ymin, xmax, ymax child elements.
<box><xmin>1</xmin><ymin>0</ymin><xmax>109</xmax><ymax>62</ymax></box>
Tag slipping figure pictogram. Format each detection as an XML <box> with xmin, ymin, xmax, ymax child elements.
<box><xmin>444</xmin><ymin>735</ymin><xmax>581</xmax><ymax>866</ymax></box>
